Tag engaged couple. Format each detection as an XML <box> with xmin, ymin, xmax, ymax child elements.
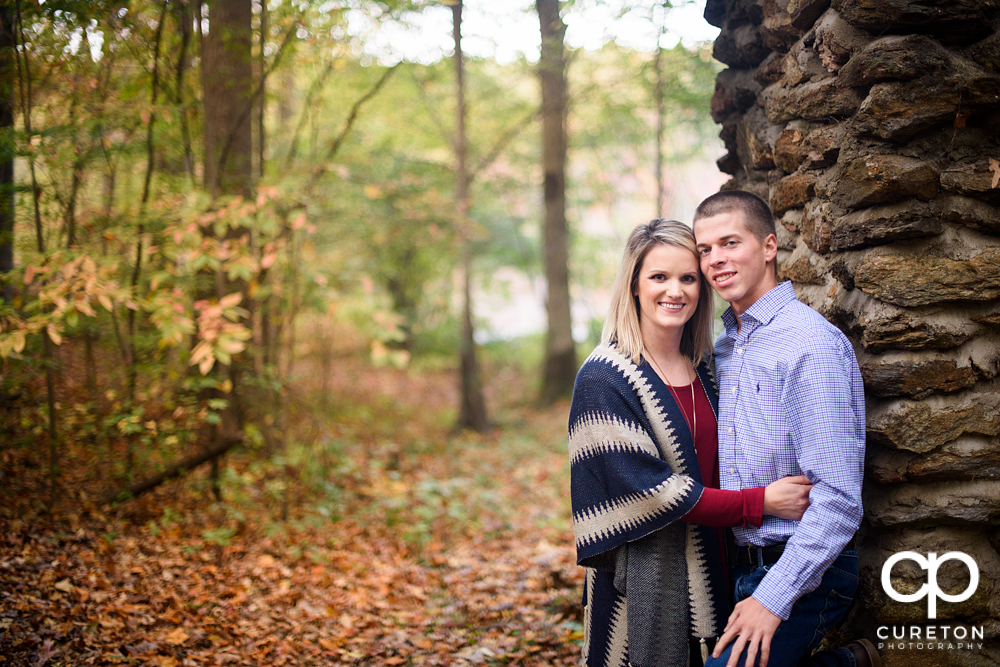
<box><xmin>569</xmin><ymin>191</ymin><xmax>881</xmax><ymax>667</ymax></box>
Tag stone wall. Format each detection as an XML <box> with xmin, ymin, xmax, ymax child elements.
<box><xmin>707</xmin><ymin>0</ymin><xmax>1000</xmax><ymax>664</ymax></box>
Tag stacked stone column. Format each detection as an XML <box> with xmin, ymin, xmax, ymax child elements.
<box><xmin>707</xmin><ymin>0</ymin><xmax>1000</xmax><ymax>664</ymax></box>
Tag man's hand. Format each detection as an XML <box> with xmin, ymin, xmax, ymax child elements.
<box><xmin>762</xmin><ymin>475</ymin><xmax>812</xmax><ymax>520</ymax></box>
<box><xmin>712</xmin><ymin>596</ymin><xmax>782</xmax><ymax>667</ymax></box>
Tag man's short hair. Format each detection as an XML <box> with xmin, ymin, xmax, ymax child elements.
<box><xmin>694</xmin><ymin>190</ymin><xmax>776</xmax><ymax>243</ymax></box>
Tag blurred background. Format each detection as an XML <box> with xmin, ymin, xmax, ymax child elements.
<box><xmin>0</xmin><ymin>2</ymin><xmax>728</xmax><ymax>665</ymax></box>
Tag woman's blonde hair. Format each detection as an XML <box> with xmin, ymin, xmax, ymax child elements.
<box><xmin>601</xmin><ymin>219</ymin><xmax>715</xmax><ymax>366</ymax></box>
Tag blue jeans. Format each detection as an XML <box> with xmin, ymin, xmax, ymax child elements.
<box><xmin>705</xmin><ymin>550</ymin><xmax>860</xmax><ymax>667</ymax></box>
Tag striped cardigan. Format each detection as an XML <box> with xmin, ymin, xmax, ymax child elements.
<box><xmin>569</xmin><ymin>343</ymin><xmax>729</xmax><ymax>667</ymax></box>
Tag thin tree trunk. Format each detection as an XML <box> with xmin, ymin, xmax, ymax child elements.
<box><xmin>0</xmin><ymin>5</ymin><xmax>14</xmax><ymax>303</ymax></box>
<box><xmin>654</xmin><ymin>3</ymin><xmax>667</xmax><ymax>218</ymax></box>
<box><xmin>173</xmin><ymin>0</ymin><xmax>194</xmax><ymax>184</ymax></box>
<box><xmin>452</xmin><ymin>1</ymin><xmax>488</xmax><ymax>432</ymax></box>
<box><xmin>202</xmin><ymin>0</ymin><xmax>254</xmax><ymax>197</ymax></box>
<box><xmin>15</xmin><ymin>0</ymin><xmax>59</xmax><ymax>514</ymax></box>
<box><xmin>257</xmin><ymin>1</ymin><xmax>266</xmax><ymax>180</ymax></box>
<box><xmin>126</xmin><ymin>0</ymin><xmax>168</xmax><ymax>477</ymax></box>
<box><xmin>536</xmin><ymin>0</ymin><xmax>575</xmax><ymax>406</ymax></box>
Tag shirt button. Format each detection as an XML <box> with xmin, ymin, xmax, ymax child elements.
<box><xmin>737</xmin><ymin>348</ymin><xmax>744</xmax><ymax>354</ymax></box>
<box><xmin>729</xmin><ymin>468</ymin><xmax>736</xmax><ymax>475</ymax></box>
<box><xmin>731</xmin><ymin>387</ymin><xmax>737</xmax><ymax>394</ymax></box>
<box><xmin>728</xmin><ymin>427</ymin><xmax>733</xmax><ymax>434</ymax></box>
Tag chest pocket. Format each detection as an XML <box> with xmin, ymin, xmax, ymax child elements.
<box><xmin>733</xmin><ymin>360</ymin><xmax>788</xmax><ymax>459</ymax></box>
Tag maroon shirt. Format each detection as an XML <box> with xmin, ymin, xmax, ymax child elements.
<box><xmin>668</xmin><ymin>377</ymin><xmax>765</xmax><ymax>566</ymax></box>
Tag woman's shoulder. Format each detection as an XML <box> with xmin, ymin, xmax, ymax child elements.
<box><xmin>577</xmin><ymin>343</ymin><xmax>640</xmax><ymax>380</ymax></box>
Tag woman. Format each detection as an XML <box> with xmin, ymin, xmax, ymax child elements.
<box><xmin>569</xmin><ymin>219</ymin><xmax>811</xmax><ymax>667</ymax></box>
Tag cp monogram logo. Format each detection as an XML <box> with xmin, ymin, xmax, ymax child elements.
<box><xmin>881</xmin><ymin>551</ymin><xmax>979</xmax><ymax>619</ymax></box>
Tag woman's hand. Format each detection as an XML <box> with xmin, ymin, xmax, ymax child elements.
<box><xmin>762</xmin><ymin>475</ymin><xmax>812</xmax><ymax>520</ymax></box>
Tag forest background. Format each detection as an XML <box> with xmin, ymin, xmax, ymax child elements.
<box><xmin>0</xmin><ymin>1</ymin><xmax>725</xmax><ymax>665</ymax></box>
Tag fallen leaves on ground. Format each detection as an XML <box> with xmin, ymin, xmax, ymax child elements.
<box><xmin>1</xmin><ymin>354</ymin><xmax>585</xmax><ymax>666</ymax></box>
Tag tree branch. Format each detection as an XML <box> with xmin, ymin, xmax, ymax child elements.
<box><xmin>101</xmin><ymin>434</ymin><xmax>243</xmax><ymax>505</ymax></box>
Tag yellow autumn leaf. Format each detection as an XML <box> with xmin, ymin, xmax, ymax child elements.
<box><xmin>54</xmin><ymin>578</ymin><xmax>74</xmax><ymax>593</ymax></box>
<box><xmin>47</xmin><ymin>324</ymin><xmax>62</xmax><ymax>345</ymax></box>
<box><xmin>165</xmin><ymin>627</ymin><xmax>189</xmax><ymax>645</ymax></box>
<box><xmin>219</xmin><ymin>292</ymin><xmax>243</xmax><ymax>308</ymax></box>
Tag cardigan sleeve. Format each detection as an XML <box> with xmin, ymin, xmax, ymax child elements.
<box><xmin>680</xmin><ymin>486</ymin><xmax>764</xmax><ymax>528</ymax></box>
<box><xmin>569</xmin><ymin>352</ymin><xmax>703</xmax><ymax>568</ymax></box>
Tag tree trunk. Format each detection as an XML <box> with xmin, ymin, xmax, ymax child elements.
<box><xmin>201</xmin><ymin>0</ymin><xmax>254</xmax><ymax>198</ymax></box>
<box><xmin>0</xmin><ymin>5</ymin><xmax>14</xmax><ymax>303</ymax></box>
<box><xmin>452</xmin><ymin>1</ymin><xmax>489</xmax><ymax>432</ymax></box>
<box><xmin>536</xmin><ymin>0</ymin><xmax>575</xmax><ymax>406</ymax></box>
<box><xmin>199</xmin><ymin>0</ymin><xmax>255</xmax><ymax>500</ymax></box>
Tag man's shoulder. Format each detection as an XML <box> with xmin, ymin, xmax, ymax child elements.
<box><xmin>772</xmin><ymin>298</ymin><xmax>850</xmax><ymax>346</ymax></box>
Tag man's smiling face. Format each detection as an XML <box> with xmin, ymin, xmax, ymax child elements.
<box><xmin>694</xmin><ymin>210</ymin><xmax>778</xmax><ymax>316</ymax></box>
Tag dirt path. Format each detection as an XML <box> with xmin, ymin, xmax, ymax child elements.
<box><xmin>1</xmin><ymin>358</ymin><xmax>584</xmax><ymax>666</ymax></box>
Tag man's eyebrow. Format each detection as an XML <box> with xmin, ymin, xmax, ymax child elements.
<box><xmin>696</xmin><ymin>234</ymin><xmax>739</xmax><ymax>247</ymax></box>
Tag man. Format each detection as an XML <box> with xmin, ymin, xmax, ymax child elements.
<box><xmin>693</xmin><ymin>191</ymin><xmax>880</xmax><ymax>667</ymax></box>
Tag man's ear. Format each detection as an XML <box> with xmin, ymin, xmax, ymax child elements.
<box><xmin>763</xmin><ymin>233</ymin><xmax>778</xmax><ymax>264</ymax></box>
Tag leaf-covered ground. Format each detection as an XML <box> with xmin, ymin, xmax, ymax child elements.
<box><xmin>0</xmin><ymin>353</ymin><xmax>584</xmax><ymax>666</ymax></box>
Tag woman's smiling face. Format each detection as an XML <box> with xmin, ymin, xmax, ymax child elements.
<box><xmin>633</xmin><ymin>243</ymin><xmax>701</xmax><ymax>337</ymax></box>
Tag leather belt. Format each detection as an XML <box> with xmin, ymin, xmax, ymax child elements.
<box><xmin>735</xmin><ymin>537</ymin><xmax>856</xmax><ymax>567</ymax></box>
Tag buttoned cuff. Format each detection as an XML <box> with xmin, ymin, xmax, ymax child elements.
<box><xmin>750</xmin><ymin>567</ymin><xmax>820</xmax><ymax>621</ymax></box>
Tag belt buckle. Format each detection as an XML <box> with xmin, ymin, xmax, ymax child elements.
<box><xmin>744</xmin><ymin>544</ymin><xmax>756</xmax><ymax>566</ymax></box>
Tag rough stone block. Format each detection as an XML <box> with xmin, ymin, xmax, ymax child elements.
<box><xmin>770</xmin><ymin>172</ymin><xmax>817</xmax><ymax>214</ymax></box>
<box><xmin>866</xmin><ymin>383</ymin><xmax>1000</xmax><ymax>453</ymax></box>
<box><xmin>942</xmin><ymin>196</ymin><xmax>1000</xmax><ymax>235</ymax></box>
<box><xmin>762</xmin><ymin>0</ymin><xmax>832</xmax><ymax>51</ymax></box>
<box><xmin>762</xmin><ymin>77</ymin><xmax>862</xmax><ymax>123</ymax></box>
<box><xmin>864</xmin><ymin>480</ymin><xmax>1000</xmax><ymax>527</ymax></box>
<box><xmin>828</xmin><ymin>200</ymin><xmax>942</xmax><ymax>251</ymax></box>
<box><xmin>774</xmin><ymin>122</ymin><xmax>842</xmax><ymax>172</ymax></box>
<box><xmin>966</xmin><ymin>29</ymin><xmax>1000</xmax><ymax>72</ymax></box>
<box><xmin>854</xmin><ymin>65</ymin><xmax>1000</xmax><ymax>142</ymax></box>
<box><xmin>837</xmin><ymin>34</ymin><xmax>950</xmax><ymax>88</ymax></box>
<box><xmin>717</xmin><ymin>150</ymin><xmax>741</xmax><ymax>176</ymax></box>
<box><xmin>941</xmin><ymin>161</ymin><xmax>1000</xmax><ymax>207</ymax></box>
<box><xmin>831</xmin><ymin>0</ymin><xmax>997</xmax><ymax>44</ymax></box>
<box><xmin>855</xmin><ymin>247</ymin><xmax>1000</xmax><ymax>307</ymax></box>
<box><xmin>754</xmin><ymin>51</ymin><xmax>787</xmax><ymax>87</ymax></box>
<box><xmin>784</xmin><ymin>35</ymin><xmax>830</xmax><ymax>86</ymax></box>
<box><xmin>819</xmin><ymin>154</ymin><xmax>939</xmax><ymax>208</ymax></box>
<box><xmin>711</xmin><ymin>68</ymin><xmax>762</xmax><ymax>123</ymax></box>
<box><xmin>859</xmin><ymin>309</ymin><xmax>978</xmax><ymax>353</ymax></box>
<box><xmin>714</xmin><ymin>20</ymin><xmax>771</xmax><ymax>68</ymax></box>
<box><xmin>813</xmin><ymin>7</ymin><xmax>872</xmax><ymax>72</ymax></box>
<box><xmin>704</xmin><ymin>0</ymin><xmax>726</xmax><ymax>28</ymax></box>
<box><xmin>868</xmin><ymin>436</ymin><xmax>1000</xmax><ymax>484</ymax></box>
<box><xmin>860</xmin><ymin>357</ymin><xmax>977</xmax><ymax>399</ymax></box>
<box><xmin>774</xmin><ymin>124</ymin><xmax>808</xmax><ymax>172</ymax></box>
<box><xmin>777</xmin><ymin>242</ymin><xmax>825</xmax><ymax>284</ymax></box>
<box><xmin>801</xmin><ymin>199</ymin><xmax>834</xmax><ymax>253</ymax></box>
<box><xmin>736</xmin><ymin>107</ymin><xmax>780</xmax><ymax>170</ymax></box>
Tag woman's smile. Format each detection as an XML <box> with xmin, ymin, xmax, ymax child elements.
<box><xmin>634</xmin><ymin>244</ymin><xmax>701</xmax><ymax>335</ymax></box>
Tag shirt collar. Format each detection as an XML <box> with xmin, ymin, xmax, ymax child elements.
<box><xmin>722</xmin><ymin>281</ymin><xmax>796</xmax><ymax>336</ymax></box>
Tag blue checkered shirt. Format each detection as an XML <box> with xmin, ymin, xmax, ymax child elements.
<box><xmin>715</xmin><ymin>281</ymin><xmax>865</xmax><ymax>620</ymax></box>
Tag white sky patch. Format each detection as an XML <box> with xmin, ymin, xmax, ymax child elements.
<box><xmin>352</xmin><ymin>0</ymin><xmax>719</xmax><ymax>65</ymax></box>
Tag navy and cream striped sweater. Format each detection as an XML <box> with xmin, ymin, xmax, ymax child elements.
<box><xmin>569</xmin><ymin>343</ymin><xmax>729</xmax><ymax>667</ymax></box>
